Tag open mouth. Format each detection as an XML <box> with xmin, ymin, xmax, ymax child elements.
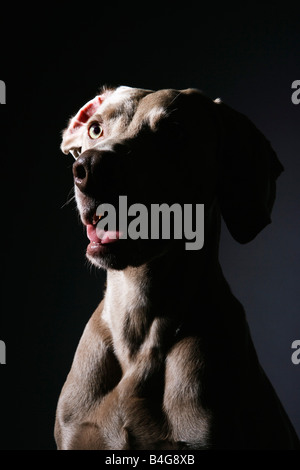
<box><xmin>85</xmin><ymin>212</ymin><xmax>123</xmax><ymax>257</ymax></box>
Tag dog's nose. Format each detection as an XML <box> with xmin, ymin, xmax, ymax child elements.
<box><xmin>73</xmin><ymin>151</ymin><xmax>92</xmax><ymax>193</ymax></box>
<box><xmin>72</xmin><ymin>147</ymin><xmax>128</xmax><ymax>197</ymax></box>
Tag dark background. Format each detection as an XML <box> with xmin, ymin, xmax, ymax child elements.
<box><xmin>0</xmin><ymin>2</ymin><xmax>299</xmax><ymax>450</ymax></box>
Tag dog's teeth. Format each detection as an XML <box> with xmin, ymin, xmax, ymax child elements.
<box><xmin>92</xmin><ymin>213</ymin><xmax>104</xmax><ymax>225</ymax></box>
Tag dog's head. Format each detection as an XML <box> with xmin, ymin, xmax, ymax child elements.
<box><xmin>61</xmin><ymin>86</ymin><xmax>283</xmax><ymax>270</ymax></box>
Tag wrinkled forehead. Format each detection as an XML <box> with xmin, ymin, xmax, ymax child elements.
<box><xmin>61</xmin><ymin>86</ymin><xmax>181</xmax><ymax>157</ymax></box>
<box><xmin>103</xmin><ymin>85</ymin><xmax>149</xmax><ymax>108</ymax></box>
<box><xmin>61</xmin><ymin>86</ymin><xmax>147</xmax><ymax>155</ymax></box>
<box><xmin>69</xmin><ymin>86</ymin><xmax>146</xmax><ymax>131</ymax></box>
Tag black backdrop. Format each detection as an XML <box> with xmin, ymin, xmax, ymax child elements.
<box><xmin>0</xmin><ymin>2</ymin><xmax>299</xmax><ymax>450</ymax></box>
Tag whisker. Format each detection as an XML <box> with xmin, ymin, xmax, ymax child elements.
<box><xmin>61</xmin><ymin>188</ymin><xmax>76</xmax><ymax>209</ymax></box>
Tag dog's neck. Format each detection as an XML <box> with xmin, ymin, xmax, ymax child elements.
<box><xmin>104</xmin><ymin>202</ymin><xmax>222</xmax><ymax>316</ymax></box>
<box><xmin>100</xmin><ymin>201</ymin><xmax>234</xmax><ymax>372</ymax></box>
<box><xmin>102</xmin><ymin>214</ymin><xmax>227</xmax><ymax>367</ymax></box>
<box><xmin>105</xmin><ymin>247</ymin><xmax>219</xmax><ymax>313</ymax></box>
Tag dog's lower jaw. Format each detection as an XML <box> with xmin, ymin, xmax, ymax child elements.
<box><xmin>85</xmin><ymin>237</ymin><xmax>177</xmax><ymax>271</ymax></box>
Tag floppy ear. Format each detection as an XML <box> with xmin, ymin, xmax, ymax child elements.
<box><xmin>215</xmin><ymin>100</ymin><xmax>284</xmax><ymax>243</ymax></box>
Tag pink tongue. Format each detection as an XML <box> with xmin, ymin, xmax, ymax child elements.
<box><xmin>86</xmin><ymin>224</ymin><xmax>121</xmax><ymax>244</ymax></box>
<box><xmin>87</xmin><ymin>224</ymin><xmax>101</xmax><ymax>242</ymax></box>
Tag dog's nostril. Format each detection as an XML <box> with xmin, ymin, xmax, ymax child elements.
<box><xmin>72</xmin><ymin>152</ymin><xmax>94</xmax><ymax>193</ymax></box>
<box><xmin>74</xmin><ymin>164</ymin><xmax>86</xmax><ymax>181</ymax></box>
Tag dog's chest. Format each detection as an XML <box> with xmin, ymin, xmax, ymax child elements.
<box><xmin>101</xmin><ymin>274</ymin><xmax>211</xmax><ymax>449</ymax></box>
<box><xmin>104</xmin><ymin>314</ymin><xmax>211</xmax><ymax>447</ymax></box>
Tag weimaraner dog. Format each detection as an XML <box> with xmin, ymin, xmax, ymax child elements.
<box><xmin>55</xmin><ymin>86</ymin><xmax>300</xmax><ymax>449</ymax></box>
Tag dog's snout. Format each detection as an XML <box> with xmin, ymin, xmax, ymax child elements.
<box><xmin>73</xmin><ymin>152</ymin><xmax>91</xmax><ymax>192</ymax></box>
<box><xmin>72</xmin><ymin>146</ymin><xmax>129</xmax><ymax>197</ymax></box>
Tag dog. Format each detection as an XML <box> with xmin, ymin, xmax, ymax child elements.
<box><xmin>55</xmin><ymin>86</ymin><xmax>300</xmax><ymax>449</ymax></box>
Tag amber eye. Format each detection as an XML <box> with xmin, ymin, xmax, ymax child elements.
<box><xmin>88</xmin><ymin>122</ymin><xmax>103</xmax><ymax>139</ymax></box>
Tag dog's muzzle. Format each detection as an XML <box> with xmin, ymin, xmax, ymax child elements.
<box><xmin>72</xmin><ymin>146</ymin><xmax>129</xmax><ymax>200</ymax></box>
